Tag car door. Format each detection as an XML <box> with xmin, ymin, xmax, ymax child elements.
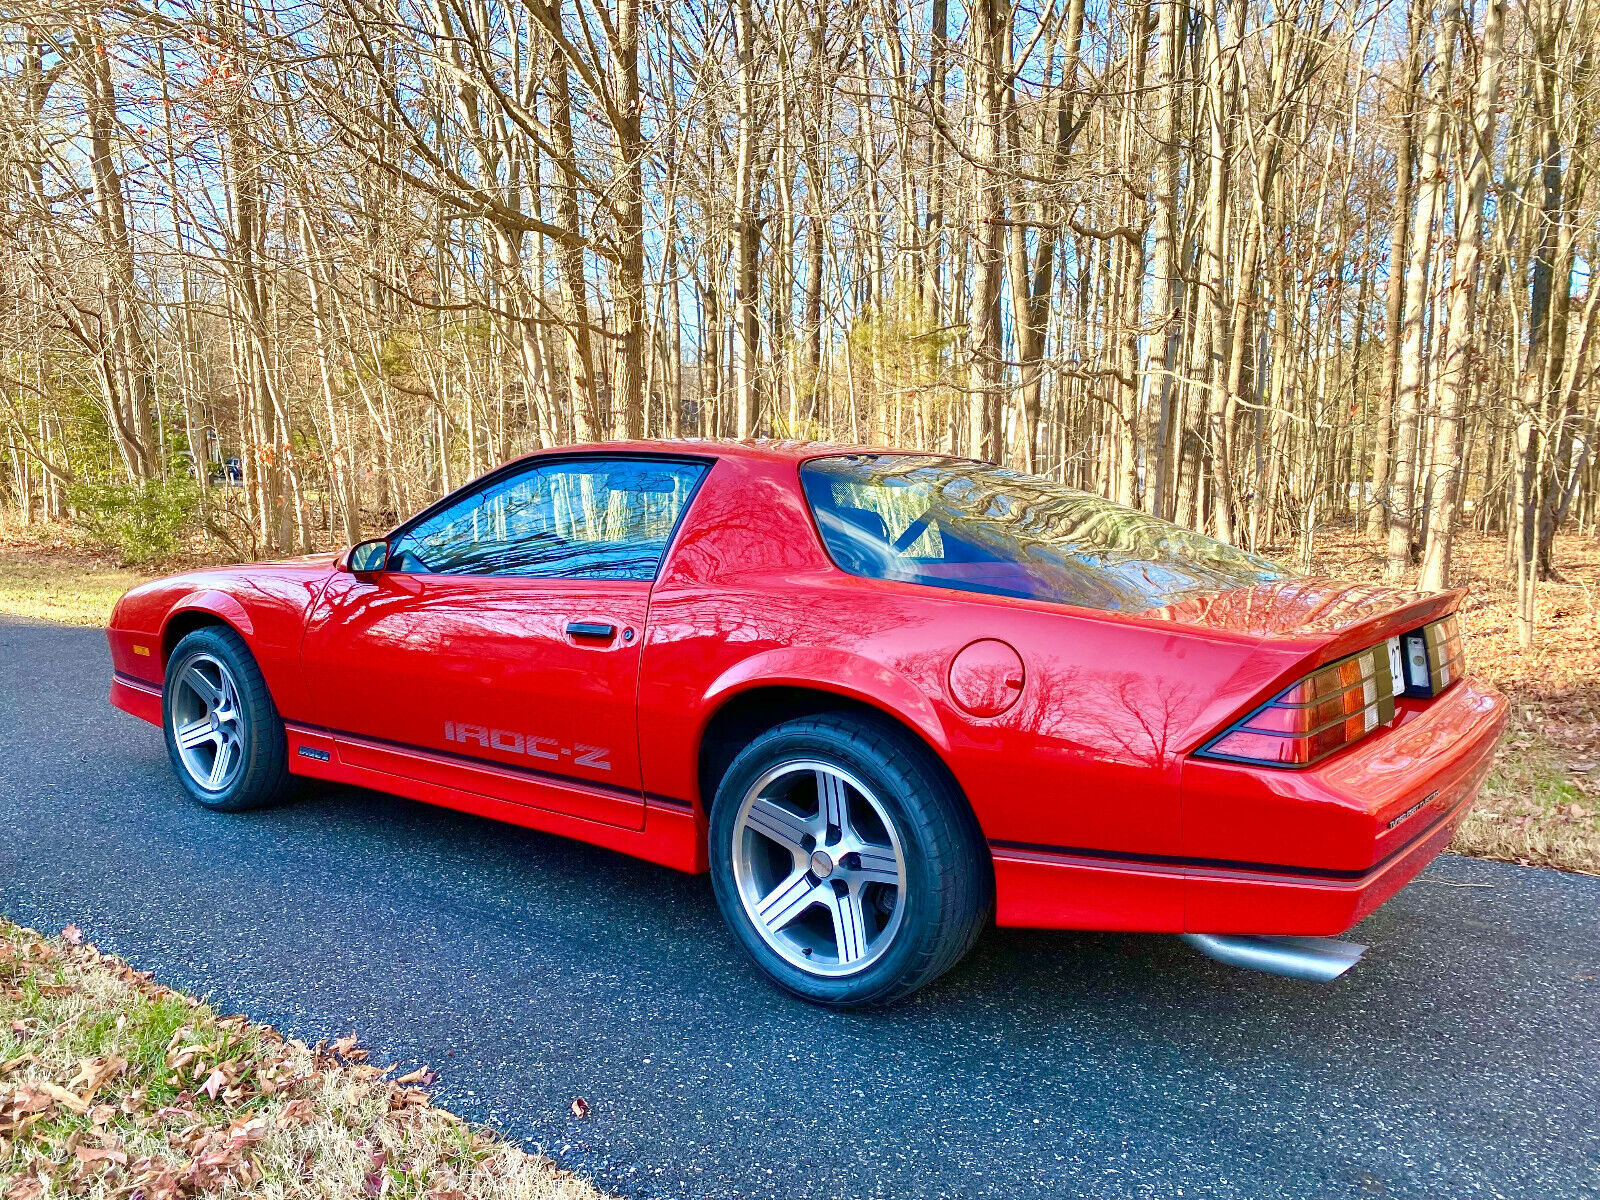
<box><xmin>300</xmin><ymin>454</ymin><xmax>709</xmax><ymax>830</ymax></box>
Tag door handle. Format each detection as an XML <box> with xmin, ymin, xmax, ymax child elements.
<box><xmin>566</xmin><ymin>620</ymin><xmax>616</xmax><ymax>640</ymax></box>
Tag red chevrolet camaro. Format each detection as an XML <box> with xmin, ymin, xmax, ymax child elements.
<box><xmin>108</xmin><ymin>441</ymin><xmax>1507</xmax><ymax>1005</ymax></box>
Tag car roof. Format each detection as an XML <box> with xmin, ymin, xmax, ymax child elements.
<box><xmin>520</xmin><ymin>439</ymin><xmax>956</xmax><ymax>466</ymax></box>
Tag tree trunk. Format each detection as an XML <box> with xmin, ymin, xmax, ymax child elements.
<box><xmin>1144</xmin><ymin>0</ymin><xmax>1185</xmax><ymax>518</ymax></box>
<box><xmin>1369</xmin><ymin>0</ymin><xmax>1426</xmax><ymax>538</ymax></box>
<box><xmin>546</xmin><ymin>9</ymin><xmax>603</xmax><ymax>441</ymax></box>
<box><xmin>613</xmin><ymin>0</ymin><xmax>646</xmax><ymax>439</ymax></box>
<box><xmin>1420</xmin><ymin>0</ymin><xmax>1503</xmax><ymax>590</ymax></box>
<box><xmin>965</xmin><ymin>0</ymin><xmax>1007</xmax><ymax>460</ymax></box>
<box><xmin>1384</xmin><ymin>0</ymin><xmax>1455</xmax><ymax>582</ymax></box>
<box><xmin>733</xmin><ymin>0</ymin><xmax>762</xmax><ymax>437</ymax></box>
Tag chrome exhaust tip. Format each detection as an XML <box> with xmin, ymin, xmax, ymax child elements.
<box><xmin>1181</xmin><ymin>933</ymin><xmax>1367</xmax><ymax>982</ymax></box>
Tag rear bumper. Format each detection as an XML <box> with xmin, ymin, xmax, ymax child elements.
<box><xmin>1179</xmin><ymin>783</ymin><xmax>1478</xmax><ymax>934</ymax></box>
<box><xmin>993</xmin><ymin>675</ymin><xmax>1507</xmax><ymax>934</ymax></box>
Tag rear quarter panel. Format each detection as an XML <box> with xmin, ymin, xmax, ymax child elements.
<box><xmin>638</xmin><ymin>455</ymin><xmax>1289</xmax><ymax>861</ymax></box>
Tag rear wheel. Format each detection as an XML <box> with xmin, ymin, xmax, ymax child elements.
<box><xmin>708</xmin><ymin>712</ymin><xmax>990</xmax><ymax>1006</ymax></box>
<box><xmin>162</xmin><ymin>626</ymin><xmax>296</xmax><ymax>812</ymax></box>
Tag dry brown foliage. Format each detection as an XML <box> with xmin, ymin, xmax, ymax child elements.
<box><xmin>0</xmin><ymin>921</ymin><xmax>607</xmax><ymax>1200</ymax></box>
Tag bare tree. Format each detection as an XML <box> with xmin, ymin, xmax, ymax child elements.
<box><xmin>0</xmin><ymin>0</ymin><xmax>1594</xmax><ymax>649</ymax></box>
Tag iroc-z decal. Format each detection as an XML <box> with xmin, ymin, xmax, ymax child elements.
<box><xmin>444</xmin><ymin>722</ymin><xmax>612</xmax><ymax>771</ymax></box>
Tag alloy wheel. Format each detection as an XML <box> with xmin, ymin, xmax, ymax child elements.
<box><xmin>730</xmin><ymin>759</ymin><xmax>907</xmax><ymax>977</ymax></box>
<box><xmin>169</xmin><ymin>653</ymin><xmax>248</xmax><ymax>793</ymax></box>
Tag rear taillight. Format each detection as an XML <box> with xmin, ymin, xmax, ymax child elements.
<box><xmin>1397</xmin><ymin>613</ymin><xmax>1465</xmax><ymax>696</ymax></box>
<box><xmin>1200</xmin><ymin>647</ymin><xmax>1397</xmax><ymax>767</ymax></box>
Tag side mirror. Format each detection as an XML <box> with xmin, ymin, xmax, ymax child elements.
<box><xmin>347</xmin><ymin>538</ymin><xmax>390</xmax><ymax>579</ymax></box>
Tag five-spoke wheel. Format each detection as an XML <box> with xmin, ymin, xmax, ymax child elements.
<box><xmin>162</xmin><ymin>625</ymin><xmax>295</xmax><ymax>811</ymax></box>
<box><xmin>732</xmin><ymin>760</ymin><xmax>907</xmax><ymax>975</ymax></box>
<box><xmin>709</xmin><ymin>712</ymin><xmax>992</xmax><ymax>1006</ymax></box>
<box><xmin>169</xmin><ymin>653</ymin><xmax>248</xmax><ymax>792</ymax></box>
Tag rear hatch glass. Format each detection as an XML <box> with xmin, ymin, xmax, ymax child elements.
<box><xmin>800</xmin><ymin>454</ymin><xmax>1289</xmax><ymax>612</ymax></box>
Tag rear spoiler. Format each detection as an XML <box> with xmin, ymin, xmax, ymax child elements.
<box><xmin>1145</xmin><ymin>577</ymin><xmax>1464</xmax><ymax>671</ymax></box>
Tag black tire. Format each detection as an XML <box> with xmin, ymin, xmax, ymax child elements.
<box><xmin>162</xmin><ymin>625</ymin><xmax>297</xmax><ymax>812</ymax></box>
<box><xmin>708</xmin><ymin>711</ymin><xmax>992</xmax><ymax>1007</ymax></box>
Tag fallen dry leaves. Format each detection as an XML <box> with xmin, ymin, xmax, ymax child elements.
<box><xmin>0</xmin><ymin>921</ymin><xmax>607</xmax><ymax>1200</ymax></box>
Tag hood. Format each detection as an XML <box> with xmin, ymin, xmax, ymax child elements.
<box><xmin>232</xmin><ymin>551</ymin><xmax>342</xmax><ymax>570</ymax></box>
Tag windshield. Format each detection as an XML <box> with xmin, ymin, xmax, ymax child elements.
<box><xmin>799</xmin><ymin>454</ymin><xmax>1290</xmax><ymax>612</ymax></box>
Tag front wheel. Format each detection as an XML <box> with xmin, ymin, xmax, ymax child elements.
<box><xmin>708</xmin><ymin>712</ymin><xmax>991</xmax><ymax>1007</ymax></box>
<box><xmin>162</xmin><ymin>625</ymin><xmax>296</xmax><ymax>812</ymax></box>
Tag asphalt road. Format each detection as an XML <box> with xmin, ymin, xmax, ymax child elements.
<box><xmin>2</xmin><ymin>614</ymin><xmax>1597</xmax><ymax>1199</ymax></box>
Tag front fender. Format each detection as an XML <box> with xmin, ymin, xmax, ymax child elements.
<box><xmin>161</xmin><ymin>590</ymin><xmax>257</xmax><ymax>662</ymax></box>
<box><xmin>108</xmin><ymin>583</ymin><xmax>256</xmax><ymax>686</ymax></box>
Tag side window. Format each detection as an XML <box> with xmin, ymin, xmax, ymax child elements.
<box><xmin>389</xmin><ymin>458</ymin><xmax>707</xmax><ymax>580</ymax></box>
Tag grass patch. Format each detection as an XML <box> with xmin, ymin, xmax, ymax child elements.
<box><xmin>0</xmin><ymin>919</ymin><xmax>606</xmax><ymax>1200</ymax></box>
<box><xmin>0</xmin><ymin>523</ymin><xmax>150</xmax><ymax>626</ymax></box>
<box><xmin>1454</xmin><ymin>721</ymin><xmax>1600</xmax><ymax>876</ymax></box>
<box><xmin>0</xmin><ymin>557</ymin><xmax>148</xmax><ymax>627</ymax></box>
